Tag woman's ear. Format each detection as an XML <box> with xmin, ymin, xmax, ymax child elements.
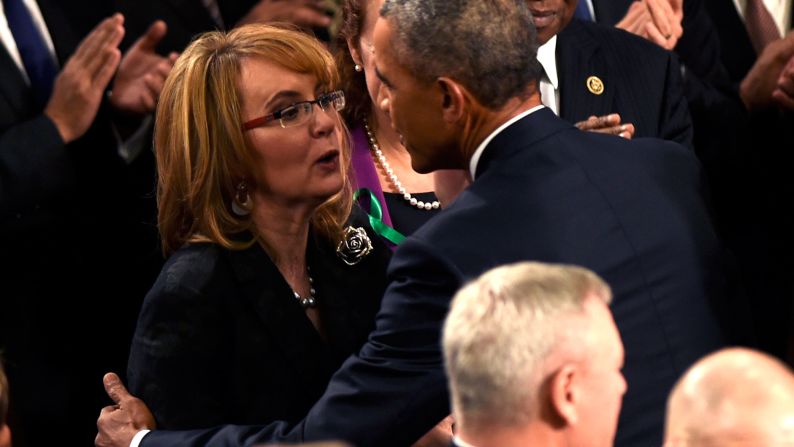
<box><xmin>347</xmin><ymin>38</ymin><xmax>364</xmax><ymax>68</ymax></box>
<box><xmin>548</xmin><ymin>364</ymin><xmax>580</xmax><ymax>426</ymax></box>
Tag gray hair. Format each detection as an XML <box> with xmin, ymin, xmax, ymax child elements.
<box><xmin>380</xmin><ymin>0</ymin><xmax>543</xmax><ymax>108</ymax></box>
<box><xmin>443</xmin><ymin>262</ymin><xmax>612</xmax><ymax>431</ymax></box>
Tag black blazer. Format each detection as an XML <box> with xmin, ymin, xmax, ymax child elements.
<box><xmin>142</xmin><ymin>108</ymin><xmax>733</xmax><ymax>447</ymax></box>
<box><xmin>557</xmin><ymin>19</ymin><xmax>693</xmax><ymax>148</ymax></box>
<box><xmin>127</xmin><ymin>212</ymin><xmax>391</xmax><ymax>429</ymax></box>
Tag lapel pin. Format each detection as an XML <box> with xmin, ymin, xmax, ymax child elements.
<box><xmin>586</xmin><ymin>76</ymin><xmax>604</xmax><ymax>95</ymax></box>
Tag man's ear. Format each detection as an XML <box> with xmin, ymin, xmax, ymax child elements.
<box><xmin>548</xmin><ymin>364</ymin><xmax>580</xmax><ymax>426</ymax></box>
<box><xmin>437</xmin><ymin>77</ymin><xmax>467</xmax><ymax>124</ymax></box>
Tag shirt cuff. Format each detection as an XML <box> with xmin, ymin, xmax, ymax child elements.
<box><xmin>130</xmin><ymin>429</ymin><xmax>151</xmax><ymax>447</ymax></box>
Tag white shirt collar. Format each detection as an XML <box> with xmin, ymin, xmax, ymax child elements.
<box><xmin>537</xmin><ymin>35</ymin><xmax>558</xmax><ymax>90</ymax></box>
<box><xmin>452</xmin><ymin>435</ymin><xmax>479</xmax><ymax>447</ymax></box>
<box><xmin>468</xmin><ymin>104</ymin><xmax>546</xmax><ymax>179</ymax></box>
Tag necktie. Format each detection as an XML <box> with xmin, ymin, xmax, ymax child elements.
<box><xmin>201</xmin><ymin>0</ymin><xmax>225</xmax><ymax>29</ymax></box>
<box><xmin>3</xmin><ymin>0</ymin><xmax>58</xmax><ymax>108</ymax></box>
<box><xmin>745</xmin><ymin>0</ymin><xmax>781</xmax><ymax>53</ymax></box>
<box><xmin>574</xmin><ymin>0</ymin><xmax>594</xmax><ymax>21</ymax></box>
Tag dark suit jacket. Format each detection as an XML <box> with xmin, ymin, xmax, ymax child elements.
<box><xmin>128</xmin><ymin>211</ymin><xmax>391</xmax><ymax>429</ymax></box>
<box><xmin>115</xmin><ymin>0</ymin><xmax>258</xmax><ymax>54</ymax></box>
<box><xmin>557</xmin><ymin>19</ymin><xmax>693</xmax><ymax>148</ymax></box>
<box><xmin>142</xmin><ymin>108</ymin><xmax>732</xmax><ymax>447</ymax></box>
<box><xmin>0</xmin><ymin>2</ymin><xmax>158</xmax><ymax>446</ymax></box>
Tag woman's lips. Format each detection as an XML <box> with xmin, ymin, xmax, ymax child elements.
<box><xmin>315</xmin><ymin>150</ymin><xmax>340</xmax><ymax>170</ymax></box>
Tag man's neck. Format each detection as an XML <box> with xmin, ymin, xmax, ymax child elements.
<box><xmin>460</xmin><ymin>91</ymin><xmax>543</xmax><ymax>167</ymax></box>
<box><xmin>458</xmin><ymin>420</ymin><xmax>562</xmax><ymax>447</ymax></box>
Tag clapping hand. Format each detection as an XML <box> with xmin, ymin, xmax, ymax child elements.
<box><xmin>616</xmin><ymin>0</ymin><xmax>683</xmax><ymax>50</ymax></box>
<box><xmin>110</xmin><ymin>20</ymin><xmax>178</xmax><ymax>115</ymax></box>
<box><xmin>237</xmin><ymin>0</ymin><xmax>332</xmax><ymax>30</ymax></box>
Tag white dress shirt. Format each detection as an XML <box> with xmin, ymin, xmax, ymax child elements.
<box><xmin>0</xmin><ymin>0</ymin><xmax>57</xmax><ymax>83</ymax></box>
<box><xmin>733</xmin><ymin>0</ymin><xmax>792</xmax><ymax>36</ymax></box>
<box><xmin>537</xmin><ymin>35</ymin><xmax>560</xmax><ymax>116</ymax></box>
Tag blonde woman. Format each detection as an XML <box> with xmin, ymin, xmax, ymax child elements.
<box><xmin>126</xmin><ymin>24</ymin><xmax>390</xmax><ymax>429</ymax></box>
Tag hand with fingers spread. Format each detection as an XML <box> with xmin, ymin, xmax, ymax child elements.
<box><xmin>575</xmin><ymin>114</ymin><xmax>636</xmax><ymax>139</ymax></box>
<box><xmin>44</xmin><ymin>14</ymin><xmax>125</xmax><ymax>144</ymax></box>
<box><xmin>95</xmin><ymin>373</ymin><xmax>155</xmax><ymax>447</ymax></box>
<box><xmin>236</xmin><ymin>0</ymin><xmax>332</xmax><ymax>30</ymax></box>
<box><xmin>110</xmin><ymin>20</ymin><xmax>178</xmax><ymax>115</ymax></box>
<box><xmin>772</xmin><ymin>55</ymin><xmax>794</xmax><ymax>110</ymax></box>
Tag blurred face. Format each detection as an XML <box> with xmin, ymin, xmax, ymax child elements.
<box><xmin>526</xmin><ymin>0</ymin><xmax>578</xmax><ymax>45</ymax></box>
<box><xmin>238</xmin><ymin>57</ymin><xmax>344</xmax><ymax>208</ymax></box>
<box><xmin>372</xmin><ymin>17</ymin><xmax>460</xmax><ymax>173</ymax></box>
<box><xmin>571</xmin><ymin>295</ymin><xmax>627</xmax><ymax>447</ymax></box>
<box><xmin>347</xmin><ymin>0</ymin><xmax>384</xmax><ymax>111</ymax></box>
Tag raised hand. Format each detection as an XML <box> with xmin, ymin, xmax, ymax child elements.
<box><xmin>44</xmin><ymin>14</ymin><xmax>124</xmax><ymax>144</ymax></box>
<box><xmin>772</xmin><ymin>54</ymin><xmax>794</xmax><ymax>110</ymax></box>
<box><xmin>110</xmin><ymin>20</ymin><xmax>178</xmax><ymax>115</ymax></box>
<box><xmin>95</xmin><ymin>373</ymin><xmax>155</xmax><ymax>447</ymax></box>
<box><xmin>575</xmin><ymin>114</ymin><xmax>636</xmax><ymax>139</ymax></box>
<box><xmin>236</xmin><ymin>0</ymin><xmax>331</xmax><ymax>30</ymax></box>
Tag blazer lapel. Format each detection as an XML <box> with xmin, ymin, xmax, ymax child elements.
<box><xmin>557</xmin><ymin>20</ymin><xmax>616</xmax><ymax>124</ymax></box>
<box><xmin>225</xmin><ymin>241</ymin><xmax>330</xmax><ymax>388</ymax></box>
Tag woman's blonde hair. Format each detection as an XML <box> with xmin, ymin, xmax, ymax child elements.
<box><xmin>155</xmin><ymin>24</ymin><xmax>353</xmax><ymax>255</ymax></box>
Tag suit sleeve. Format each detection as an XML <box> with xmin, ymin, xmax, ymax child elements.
<box><xmin>128</xmin><ymin>284</ymin><xmax>232</xmax><ymax>430</ymax></box>
<box><xmin>141</xmin><ymin>237</ymin><xmax>458</xmax><ymax>447</ymax></box>
<box><xmin>0</xmin><ymin>114</ymin><xmax>72</xmax><ymax>213</ymax></box>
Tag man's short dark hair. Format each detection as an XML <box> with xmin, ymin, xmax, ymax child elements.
<box><xmin>380</xmin><ymin>0</ymin><xmax>543</xmax><ymax>108</ymax></box>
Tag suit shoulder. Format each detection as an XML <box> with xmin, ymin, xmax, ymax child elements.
<box><xmin>574</xmin><ymin>20</ymin><xmax>673</xmax><ymax>61</ymax></box>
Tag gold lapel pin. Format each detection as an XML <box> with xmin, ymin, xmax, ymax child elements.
<box><xmin>586</xmin><ymin>76</ymin><xmax>604</xmax><ymax>95</ymax></box>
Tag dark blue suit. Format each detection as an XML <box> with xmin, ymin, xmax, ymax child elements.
<box><xmin>142</xmin><ymin>108</ymin><xmax>731</xmax><ymax>447</ymax></box>
<box><xmin>557</xmin><ymin>19</ymin><xmax>693</xmax><ymax>148</ymax></box>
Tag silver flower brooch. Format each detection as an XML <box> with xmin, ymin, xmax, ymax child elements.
<box><xmin>336</xmin><ymin>226</ymin><xmax>373</xmax><ymax>265</ymax></box>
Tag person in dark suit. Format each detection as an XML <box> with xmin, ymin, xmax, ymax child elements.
<box><xmin>115</xmin><ymin>0</ymin><xmax>333</xmax><ymax>56</ymax></box>
<box><xmin>124</xmin><ymin>24</ymin><xmax>390</xmax><ymax>431</ymax></box>
<box><xmin>95</xmin><ymin>1</ymin><xmax>735</xmax><ymax>446</ymax></box>
<box><xmin>444</xmin><ymin>262</ymin><xmax>626</xmax><ymax>447</ymax></box>
<box><xmin>0</xmin><ymin>3</ymin><xmax>176</xmax><ymax>446</ymax></box>
<box><xmin>530</xmin><ymin>0</ymin><xmax>692</xmax><ymax>147</ymax></box>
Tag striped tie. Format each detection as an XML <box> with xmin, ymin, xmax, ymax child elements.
<box><xmin>745</xmin><ymin>0</ymin><xmax>781</xmax><ymax>53</ymax></box>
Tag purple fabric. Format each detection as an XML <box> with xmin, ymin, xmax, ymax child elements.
<box><xmin>349</xmin><ymin>126</ymin><xmax>394</xmax><ymax>229</ymax></box>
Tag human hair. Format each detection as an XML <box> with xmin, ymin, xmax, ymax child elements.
<box><xmin>0</xmin><ymin>357</ymin><xmax>8</xmax><ymax>428</ymax></box>
<box><xmin>442</xmin><ymin>262</ymin><xmax>612</xmax><ymax>431</ymax></box>
<box><xmin>335</xmin><ymin>0</ymin><xmax>371</xmax><ymax>125</ymax></box>
<box><xmin>380</xmin><ymin>0</ymin><xmax>543</xmax><ymax>108</ymax></box>
<box><xmin>155</xmin><ymin>24</ymin><xmax>353</xmax><ymax>255</ymax></box>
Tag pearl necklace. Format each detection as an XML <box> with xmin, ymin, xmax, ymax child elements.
<box><xmin>363</xmin><ymin>120</ymin><xmax>440</xmax><ymax>211</ymax></box>
<box><xmin>292</xmin><ymin>270</ymin><xmax>316</xmax><ymax>309</ymax></box>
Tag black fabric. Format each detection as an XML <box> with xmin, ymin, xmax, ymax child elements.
<box><xmin>557</xmin><ymin>19</ymin><xmax>693</xmax><ymax>148</ymax></box>
<box><xmin>383</xmin><ymin>191</ymin><xmax>440</xmax><ymax>236</ymax></box>
<box><xmin>142</xmin><ymin>109</ymin><xmax>740</xmax><ymax>447</ymax></box>
<box><xmin>127</xmin><ymin>208</ymin><xmax>391</xmax><ymax>429</ymax></box>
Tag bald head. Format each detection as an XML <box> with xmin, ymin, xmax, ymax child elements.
<box><xmin>665</xmin><ymin>348</ymin><xmax>794</xmax><ymax>446</ymax></box>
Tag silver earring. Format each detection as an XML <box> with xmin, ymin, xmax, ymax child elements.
<box><xmin>232</xmin><ymin>181</ymin><xmax>252</xmax><ymax>216</ymax></box>
<box><xmin>354</xmin><ymin>64</ymin><xmax>363</xmax><ymax>72</ymax></box>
